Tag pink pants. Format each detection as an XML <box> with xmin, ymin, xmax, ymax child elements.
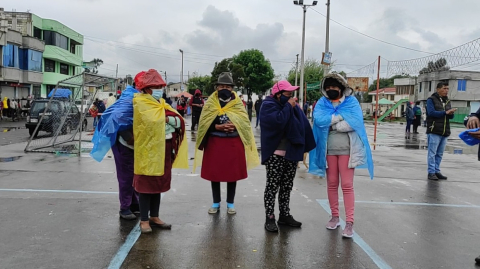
<box><xmin>326</xmin><ymin>155</ymin><xmax>355</xmax><ymax>223</ymax></box>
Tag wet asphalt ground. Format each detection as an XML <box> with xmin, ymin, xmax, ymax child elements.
<box><xmin>0</xmin><ymin>118</ymin><xmax>479</xmax><ymax>269</ymax></box>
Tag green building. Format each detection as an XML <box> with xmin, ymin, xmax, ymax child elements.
<box><xmin>2</xmin><ymin>10</ymin><xmax>83</xmax><ymax>97</ymax></box>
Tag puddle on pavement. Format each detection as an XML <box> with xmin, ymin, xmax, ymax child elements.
<box><xmin>0</xmin><ymin>156</ymin><xmax>22</xmax><ymax>162</ymax></box>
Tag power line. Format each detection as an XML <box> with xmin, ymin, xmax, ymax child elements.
<box><xmin>309</xmin><ymin>8</ymin><xmax>435</xmax><ymax>55</ymax></box>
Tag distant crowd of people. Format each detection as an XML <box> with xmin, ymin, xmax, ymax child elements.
<box><xmin>1</xmin><ymin>97</ymin><xmax>31</xmax><ymax>121</ymax></box>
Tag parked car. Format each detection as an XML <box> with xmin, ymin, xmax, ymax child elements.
<box><xmin>26</xmin><ymin>99</ymin><xmax>88</xmax><ymax>137</ymax></box>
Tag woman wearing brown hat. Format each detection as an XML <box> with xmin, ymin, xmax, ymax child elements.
<box><xmin>193</xmin><ymin>72</ymin><xmax>259</xmax><ymax>215</ymax></box>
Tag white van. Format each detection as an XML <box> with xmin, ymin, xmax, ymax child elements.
<box><xmin>75</xmin><ymin>99</ymin><xmax>91</xmax><ymax>115</ymax></box>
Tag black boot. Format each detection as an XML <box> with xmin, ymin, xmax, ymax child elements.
<box><xmin>265</xmin><ymin>216</ymin><xmax>278</xmax><ymax>233</ymax></box>
<box><xmin>278</xmin><ymin>215</ymin><xmax>302</xmax><ymax>227</ymax></box>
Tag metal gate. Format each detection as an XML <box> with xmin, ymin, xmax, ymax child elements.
<box><xmin>24</xmin><ymin>73</ymin><xmax>116</xmax><ymax>155</ymax></box>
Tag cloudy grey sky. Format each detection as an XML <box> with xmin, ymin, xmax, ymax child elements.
<box><xmin>4</xmin><ymin>0</ymin><xmax>480</xmax><ymax>82</ymax></box>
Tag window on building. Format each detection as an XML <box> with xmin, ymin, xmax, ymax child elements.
<box><xmin>32</xmin><ymin>86</ymin><xmax>41</xmax><ymax>99</ymax></box>
<box><xmin>458</xmin><ymin>80</ymin><xmax>467</xmax><ymax>92</ymax></box>
<box><xmin>70</xmin><ymin>40</ymin><xmax>80</xmax><ymax>54</ymax></box>
<box><xmin>419</xmin><ymin>83</ymin><xmax>422</xmax><ymax>93</ymax></box>
<box><xmin>44</xmin><ymin>59</ymin><xmax>56</xmax><ymax>72</ymax></box>
<box><xmin>429</xmin><ymin>81</ymin><xmax>433</xmax><ymax>92</ymax></box>
<box><xmin>43</xmin><ymin>30</ymin><xmax>69</xmax><ymax>50</ymax></box>
<box><xmin>20</xmin><ymin>50</ymin><xmax>43</xmax><ymax>72</ymax></box>
<box><xmin>34</xmin><ymin>27</ymin><xmax>42</xmax><ymax>39</ymax></box>
<box><xmin>2</xmin><ymin>43</ymin><xmax>20</xmax><ymax>68</ymax></box>
<box><xmin>60</xmin><ymin>63</ymin><xmax>69</xmax><ymax>75</ymax></box>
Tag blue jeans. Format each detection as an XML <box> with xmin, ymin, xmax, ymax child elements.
<box><xmin>406</xmin><ymin>119</ymin><xmax>413</xmax><ymax>132</ymax></box>
<box><xmin>255</xmin><ymin>113</ymin><xmax>260</xmax><ymax>127</ymax></box>
<box><xmin>427</xmin><ymin>134</ymin><xmax>448</xmax><ymax>174</ymax></box>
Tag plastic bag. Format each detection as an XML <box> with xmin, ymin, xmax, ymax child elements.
<box><xmin>90</xmin><ymin>86</ymin><xmax>139</xmax><ymax>162</ymax></box>
<box><xmin>140</xmin><ymin>69</ymin><xmax>166</xmax><ymax>90</ymax></box>
<box><xmin>459</xmin><ymin>127</ymin><xmax>480</xmax><ymax>146</ymax></box>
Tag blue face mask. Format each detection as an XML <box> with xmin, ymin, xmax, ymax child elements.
<box><xmin>279</xmin><ymin>94</ymin><xmax>290</xmax><ymax>105</ymax></box>
<box><xmin>152</xmin><ymin>90</ymin><xmax>163</xmax><ymax>100</ymax></box>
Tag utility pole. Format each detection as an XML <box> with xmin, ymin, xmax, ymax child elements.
<box><xmin>324</xmin><ymin>0</ymin><xmax>331</xmax><ymax>76</ymax></box>
<box><xmin>299</xmin><ymin>5</ymin><xmax>307</xmax><ymax>107</ymax></box>
<box><xmin>295</xmin><ymin>54</ymin><xmax>299</xmax><ymax>86</ymax></box>
<box><xmin>179</xmin><ymin>49</ymin><xmax>184</xmax><ymax>92</ymax></box>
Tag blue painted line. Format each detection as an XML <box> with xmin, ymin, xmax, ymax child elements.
<box><xmin>322</xmin><ymin>199</ymin><xmax>480</xmax><ymax>209</ymax></box>
<box><xmin>317</xmin><ymin>199</ymin><xmax>393</xmax><ymax>269</ymax></box>
<box><xmin>107</xmin><ymin>224</ymin><xmax>141</xmax><ymax>269</ymax></box>
<box><xmin>0</xmin><ymin>188</ymin><xmax>117</xmax><ymax>194</ymax></box>
<box><xmin>108</xmin><ymin>193</ymin><xmax>165</xmax><ymax>269</ymax></box>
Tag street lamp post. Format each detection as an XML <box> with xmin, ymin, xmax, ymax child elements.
<box><xmin>179</xmin><ymin>49</ymin><xmax>184</xmax><ymax>92</ymax></box>
<box><xmin>293</xmin><ymin>0</ymin><xmax>317</xmax><ymax>107</ymax></box>
<box><xmin>324</xmin><ymin>0</ymin><xmax>331</xmax><ymax>76</ymax></box>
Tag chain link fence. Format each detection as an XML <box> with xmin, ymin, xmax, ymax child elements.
<box><xmin>25</xmin><ymin>73</ymin><xmax>116</xmax><ymax>155</ymax></box>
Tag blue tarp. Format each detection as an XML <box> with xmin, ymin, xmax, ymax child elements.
<box><xmin>47</xmin><ymin>88</ymin><xmax>72</xmax><ymax>98</ymax></box>
<box><xmin>90</xmin><ymin>86</ymin><xmax>139</xmax><ymax>162</ymax></box>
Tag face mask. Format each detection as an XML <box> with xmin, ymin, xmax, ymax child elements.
<box><xmin>152</xmin><ymin>90</ymin><xmax>163</xmax><ymax>100</ymax></box>
<box><xmin>218</xmin><ymin>89</ymin><xmax>231</xmax><ymax>100</ymax></box>
<box><xmin>279</xmin><ymin>94</ymin><xmax>290</xmax><ymax>105</ymax></box>
<box><xmin>326</xmin><ymin>90</ymin><xmax>340</xmax><ymax>100</ymax></box>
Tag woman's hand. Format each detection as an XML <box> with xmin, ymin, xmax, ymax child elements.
<box><xmin>215</xmin><ymin>122</ymin><xmax>236</xmax><ymax>132</ymax></box>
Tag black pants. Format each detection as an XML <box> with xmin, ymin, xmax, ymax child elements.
<box><xmin>139</xmin><ymin>193</ymin><xmax>161</xmax><ymax>221</ymax></box>
<box><xmin>178</xmin><ymin>110</ymin><xmax>185</xmax><ymax>118</ymax></box>
<box><xmin>413</xmin><ymin>117</ymin><xmax>421</xmax><ymax>133</ymax></box>
<box><xmin>248</xmin><ymin>109</ymin><xmax>253</xmax><ymax>122</ymax></box>
<box><xmin>264</xmin><ymin>155</ymin><xmax>298</xmax><ymax>217</ymax></box>
<box><xmin>191</xmin><ymin>110</ymin><xmax>201</xmax><ymax>131</ymax></box>
<box><xmin>211</xmin><ymin>182</ymin><xmax>237</xmax><ymax>204</ymax></box>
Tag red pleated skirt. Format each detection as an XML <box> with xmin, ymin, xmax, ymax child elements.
<box><xmin>201</xmin><ymin>136</ymin><xmax>247</xmax><ymax>182</ymax></box>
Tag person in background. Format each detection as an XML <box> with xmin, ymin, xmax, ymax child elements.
<box><xmin>239</xmin><ymin>93</ymin><xmax>246</xmax><ymax>107</ymax></box>
<box><xmin>426</xmin><ymin>82</ymin><xmax>456</xmax><ymax>180</ymax></box>
<box><xmin>0</xmin><ymin>98</ymin><xmax>3</xmax><ymax>121</ymax></box>
<box><xmin>247</xmin><ymin>98</ymin><xmax>253</xmax><ymax>122</ymax></box>
<box><xmin>303</xmin><ymin>101</ymin><xmax>309</xmax><ymax>117</ymax></box>
<box><xmin>189</xmin><ymin>89</ymin><xmax>204</xmax><ymax>131</ymax></box>
<box><xmin>172</xmin><ymin>97</ymin><xmax>178</xmax><ymax>110</ymax></box>
<box><xmin>254</xmin><ymin>96</ymin><xmax>263</xmax><ymax>128</ymax></box>
<box><xmin>106</xmin><ymin>93</ymin><xmax>117</xmax><ymax>109</ymax></box>
<box><xmin>164</xmin><ymin>93</ymin><xmax>173</xmax><ymax>106</ymax></box>
<box><xmin>260</xmin><ymin>80</ymin><xmax>315</xmax><ymax>233</ymax></box>
<box><xmin>412</xmin><ymin>101</ymin><xmax>422</xmax><ymax>134</ymax></box>
<box><xmin>177</xmin><ymin>95</ymin><xmax>187</xmax><ymax>117</ymax></box>
<box><xmin>2</xmin><ymin>97</ymin><xmax>8</xmax><ymax>119</ymax></box>
<box><xmin>309</xmin><ymin>73</ymin><xmax>374</xmax><ymax>238</ymax></box>
<box><xmin>194</xmin><ymin>72</ymin><xmax>259</xmax><ymax>215</ymax></box>
<box><xmin>10</xmin><ymin>99</ymin><xmax>18</xmax><ymax>121</ymax></box>
<box><xmin>405</xmin><ymin>102</ymin><xmax>414</xmax><ymax>134</ymax></box>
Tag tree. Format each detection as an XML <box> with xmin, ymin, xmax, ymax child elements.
<box><xmin>419</xmin><ymin>58</ymin><xmax>449</xmax><ymax>74</ymax></box>
<box><xmin>286</xmin><ymin>59</ymin><xmax>325</xmax><ymax>103</ymax></box>
<box><xmin>209</xmin><ymin>58</ymin><xmax>246</xmax><ymax>95</ymax></box>
<box><xmin>83</xmin><ymin>58</ymin><xmax>104</xmax><ymax>74</ymax></box>
<box><xmin>187</xmin><ymin>73</ymin><xmax>211</xmax><ymax>95</ymax></box>
<box><xmin>232</xmin><ymin>49</ymin><xmax>275</xmax><ymax>99</ymax></box>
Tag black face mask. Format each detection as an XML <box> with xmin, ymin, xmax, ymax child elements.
<box><xmin>326</xmin><ymin>90</ymin><xmax>340</xmax><ymax>100</ymax></box>
<box><xmin>218</xmin><ymin>89</ymin><xmax>231</xmax><ymax>100</ymax></box>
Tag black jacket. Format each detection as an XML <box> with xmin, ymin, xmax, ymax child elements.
<box><xmin>426</xmin><ymin>92</ymin><xmax>453</xmax><ymax>137</ymax></box>
<box><xmin>254</xmin><ymin>99</ymin><xmax>263</xmax><ymax>112</ymax></box>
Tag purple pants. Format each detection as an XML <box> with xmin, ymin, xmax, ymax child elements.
<box><xmin>111</xmin><ymin>142</ymin><xmax>138</xmax><ymax>210</ymax></box>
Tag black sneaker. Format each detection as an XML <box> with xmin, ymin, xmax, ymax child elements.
<box><xmin>130</xmin><ymin>204</ymin><xmax>140</xmax><ymax>214</ymax></box>
<box><xmin>265</xmin><ymin>216</ymin><xmax>278</xmax><ymax>233</ymax></box>
<box><xmin>428</xmin><ymin>173</ymin><xmax>439</xmax><ymax>180</ymax></box>
<box><xmin>119</xmin><ymin>209</ymin><xmax>137</xmax><ymax>220</ymax></box>
<box><xmin>435</xmin><ymin>173</ymin><xmax>448</xmax><ymax>180</ymax></box>
<box><xmin>475</xmin><ymin>255</ymin><xmax>480</xmax><ymax>264</ymax></box>
<box><xmin>278</xmin><ymin>215</ymin><xmax>302</xmax><ymax>227</ymax></box>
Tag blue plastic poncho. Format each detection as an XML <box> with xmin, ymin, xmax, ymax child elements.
<box><xmin>459</xmin><ymin>128</ymin><xmax>480</xmax><ymax>146</ymax></box>
<box><xmin>308</xmin><ymin>96</ymin><xmax>374</xmax><ymax>179</ymax></box>
<box><xmin>90</xmin><ymin>86</ymin><xmax>139</xmax><ymax>162</ymax></box>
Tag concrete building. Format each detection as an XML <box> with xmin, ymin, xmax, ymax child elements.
<box><xmin>0</xmin><ymin>9</ymin><xmax>44</xmax><ymax>100</ymax></box>
<box><xmin>416</xmin><ymin>70</ymin><xmax>480</xmax><ymax>114</ymax></box>
<box><xmin>2</xmin><ymin>9</ymin><xmax>83</xmax><ymax>98</ymax></box>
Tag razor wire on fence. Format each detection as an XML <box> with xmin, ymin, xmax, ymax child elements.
<box><xmin>25</xmin><ymin>73</ymin><xmax>116</xmax><ymax>155</ymax></box>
